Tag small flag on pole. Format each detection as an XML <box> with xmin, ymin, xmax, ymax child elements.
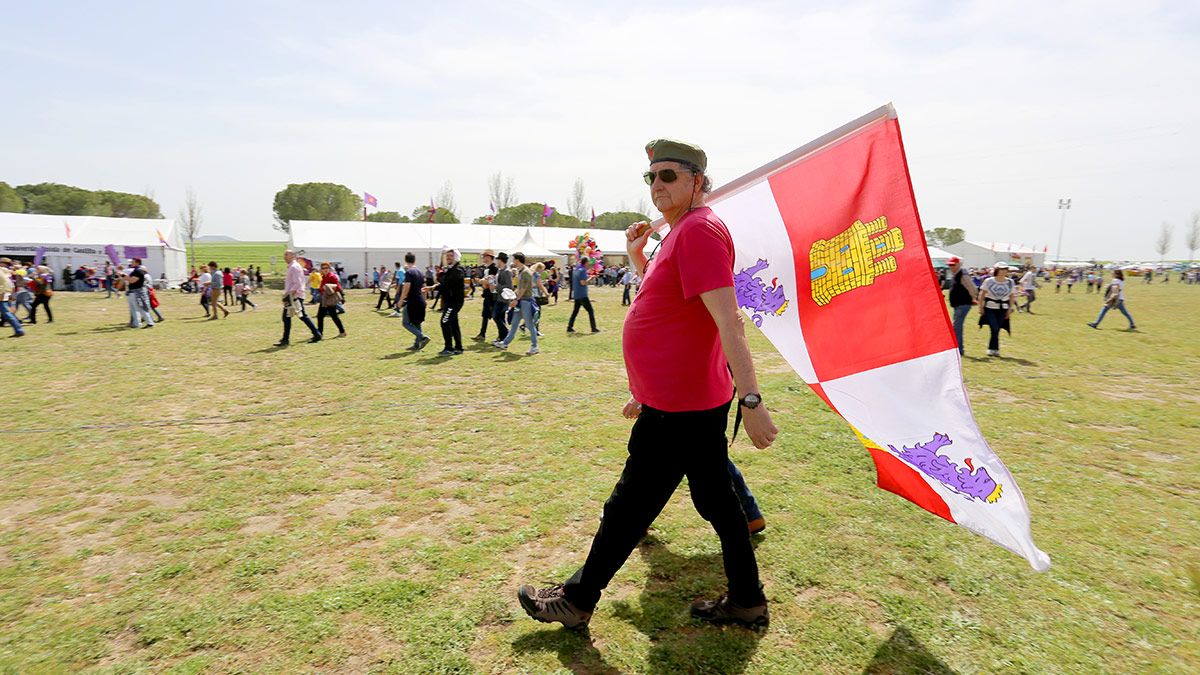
<box><xmin>489</xmin><ymin>200</ymin><xmax>496</xmax><ymax>215</ymax></box>
<box><xmin>427</xmin><ymin>197</ymin><xmax>437</xmax><ymax>223</ymax></box>
<box><xmin>364</xmin><ymin>192</ymin><xmax>378</xmax><ymax>207</ymax></box>
<box><xmin>591</xmin><ymin>208</ymin><xmax>596</xmax><ymax>226</ymax></box>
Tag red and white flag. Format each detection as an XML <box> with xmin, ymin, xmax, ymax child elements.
<box><xmin>64</xmin><ymin>220</ymin><xmax>72</xmax><ymax>240</ymax></box>
<box><xmin>698</xmin><ymin>105</ymin><xmax>1050</xmax><ymax>571</ymax></box>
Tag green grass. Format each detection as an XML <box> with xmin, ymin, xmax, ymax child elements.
<box><xmin>185</xmin><ymin>241</ymin><xmax>287</xmax><ymax>277</ymax></box>
<box><xmin>2</xmin><ymin>283</ymin><xmax>1198</xmax><ymax>673</ymax></box>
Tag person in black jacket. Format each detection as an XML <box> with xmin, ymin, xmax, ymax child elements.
<box><xmin>434</xmin><ymin>249</ymin><xmax>465</xmax><ymax>356</ymax></box>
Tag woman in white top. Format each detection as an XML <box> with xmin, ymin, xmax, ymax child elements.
<box><xmin>1088</xmin><ymin>269</ymin><xmax>1136</xmax><ymax>330</ymax></box>
<box><xmin>976</xmin><ymin>262</ymin><xmax>1015</xmax><ymax>357</ymax></box>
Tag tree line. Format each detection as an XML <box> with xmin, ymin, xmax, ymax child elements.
<box><xmin>273</xmin><ymin>178</ymin><xmax>650</xmax><ymax>234</ymax></box>
<box><xmin>0</xmin><ymin>182</ymin><xmax>163</xmax><ymax>218</ymax></box>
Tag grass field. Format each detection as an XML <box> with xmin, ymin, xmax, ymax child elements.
<box><xmin>185</xmin><ymin>242</ymin><xmax>288</xmax><ymax>278</ymax></box>
<box><xmin>2</xmin><ymin>282</ymin><xmax>1198</xmax><ymax>673</ymax></box>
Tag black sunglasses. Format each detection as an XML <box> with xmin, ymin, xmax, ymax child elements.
<box><xmin>643</xmin><ymin>168</ymin><xmax>694</xmax><ymax>185</ymax></box>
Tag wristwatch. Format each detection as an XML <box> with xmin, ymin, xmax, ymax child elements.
<box><xmin>738</xmin><ymin>393</ymin><xmax>762</xmax><ymax>409</ymax></box>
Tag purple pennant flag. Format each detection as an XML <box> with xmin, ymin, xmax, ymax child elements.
<box><xmin>105</xmin><ymin>245</ymin><xmax>120</xmax><ymax>265</ymax></box>
<box><xmin>33</xmin><ymin>246</ymin><xmax>46</xmax><ymax>267</ymax></box>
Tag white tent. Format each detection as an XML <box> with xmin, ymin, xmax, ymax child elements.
<box><xmin>0</xmin><ymin>213</ymin><xmax>187</xmax><ymax>288</ymax></box>
<box><xmin>942</xmin><ymin>240</ymin><xmax>1046</xmax><ymax>270</ymax></box>
<box><xmin>927</xmin><ymin>245</ymin><xmax>955</xmax><ymax>267</ymax></box>
<box><xmin>288</xmin><ymin>221</ymin><xmax>648</xmax><ymax>281</ymax></box>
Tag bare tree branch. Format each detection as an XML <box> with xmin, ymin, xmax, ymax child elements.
<box><xmin>179</xmin><ymin>187</ymin><xmax>203</xmax><ymax>270</ymax></box>
<box><xmin>435</xmin><ymin>180</ymin><xmax>457</xmax><ymax>219</ymax></box>
<box><xmin>567</xmin><ymin>178</ymin><xmax>589</xmax><ymax>220</ymax></box>
<box><xmin>1155</xmin><ymin>221</ymin><xmax>1172</xmax><ymax>261</ymax></box>
<box><xmin>1187</xmin><ymin>211</ymin><xmax>1200</xmax><ymax>263</ymax></box>
<box><xmin>488</xmin><ymin>172</ymin><xmax>518</xmax><ymax>211</ymax></box>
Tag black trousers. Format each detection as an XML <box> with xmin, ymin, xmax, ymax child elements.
<box><xmin>563</xmin><ymin>400</ymin><xmax>763</xmax><ymax>612</ymax></box>
<box><xmin>478</xmin><ymin>295</ymin><xmax>495</xmax><ymax>337</ymax></box>
<box><xmin>317</xmin><ymin>305</ymin><xmax>345</xmax><ymax>334</ymax></box>
<box><xmin>281</xmin><ymin>302</ymin><xmax>320</xmax><ymax>342</ymax></box>
<box><xmin>622</xmin><ymin>284</ymin><xmax>632</xmax><ymax>305</ymax></box>
<box><xmin>31</xmin><ymin>295</ymin><xmax>52</xmax><ymax>322</ymax></box>
<box><xmin>983</xmin><ymin>307</ymin><xmax>1005</xmax><ymax>351</ymax></box>
<box><xmin>440</xmin><ymin>305</ymin><xmax>462</xmax><ymax>351</ymax></box>
<box><xmin>376</xmin><ymin>290</ymin><xmax>393</xmax><ymax>309</ymax></box>
<box><xmin>491</xmin><ymin>297</ymin><xmax>509</xmax><ymax>341</ymax></box>
<box><xmin>568</xmin><ymin>298</ymin><xmax>596</xmax><ymax>331</ymax></box>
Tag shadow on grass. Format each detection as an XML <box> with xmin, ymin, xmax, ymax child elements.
<box><xmin>862</xmin><ymin>626</ymin><xmax>957</xmax><ymax>674</ymax></box>
<box><xmin>612</xmin><ymin>536</ymin><xmax>763</xmax><ymax>674</ymax></box>
<box><xmin>511</xmin><ymin>629</ymin><xmax>622</xmax><ymax>675</ymax></box>
<box><xmin>89</xmin><ymin>325</ymin><xmax>134</xmax><ymax>333</ymax></box>
<box><xmin>249</xmin><ymin>345</ymin><xmax>289</xmax><ymax>354</ymax></box>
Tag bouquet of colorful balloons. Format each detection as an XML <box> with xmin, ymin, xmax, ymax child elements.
<box><xmin>569</xmin><ymin>232</ymin><xmax>604</xmax><ymax>274</ymax></box>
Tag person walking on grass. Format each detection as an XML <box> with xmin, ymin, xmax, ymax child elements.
<box><xmin>567</xmin><ymin>260</ymin><xmax>600</xmax><ymax>333</ymax></box>
<box><xmin>316</xmin><ymin>262</ymin><xmax>347</xmax><ymax>338</ymax></box>
<box><xmin>1089</xmin><ymin>269</ymin><xmax>1136</xmax><ymax>330</ymax></box>
<box><xmin>123</xmin><ymin>258</ymin><xmax>155</xmax><ymax>329</ymax></box>
<box><xmin>1018</xmin><ymin>266</ymin><xmax>1038</xmax><ymax>314</ymax></box>
<box><xmin>946</xmin><ymin>256</ymin><xmax>975</xmax><ymax>356</ymax></box>
<box><xmin>237</xmin><ymin>275</ymin><xmax>256</xmax><ymax>311</ymax></box>
<box><xmin>977</xmin><ymin>262</ymin><xmax>1014</xmax><ymax>357</ymax></box>
<box><xmin>473</xmin><ymin>250</ymin><xmax>499</xmax><ymax>341</ymax></box>
<box><xmin>518</xmin><ymin>139</ymin><xmax>777</xmax><ymax>630</ymax></box>
<box><xmin>27</xmin><ymin>266</ymin><xmax>54</xmax><ymax>324</ymax></box>
<box><xmin>493</xmin><ymin>252</ymin><xmax>539</xmax><ymax>355</ymax></box>
<box><xmin>206</xmin><ymin>263</ymin><xmax>230</xmax><ymax>320</ymax></box>
<box><xmin>376</xmin><ymin>264</ymin><xmax>395</xmax><ymax>311</ymax></box>
<box><xmin>396</xmin><ymin>252</ymin><xmax>431</xmax><ymax>350</ymax></box>
<box><xmin>276</xmin><ymin>250</ymin><xmax>322</xmax><ymax>346</ymax></box>
<box><xmin>198</xmin><ymin>265</ymin><xmax>212</xmax><ymax>317</ymax></box>
<box><xmin>433</xmin><ymin>249</ymin><xmax>465</xmax><ymax>356</ymax></box>
<box><xmin>490</xmin><ymin>252</ymin><xmax>513</xmax><ymax>342</ymax></box>
<box><xmin>0</xmin><ymin>258</ymin><xmax>25</xmax><ymax>337</ymax></box>
<box><xmin>222</xmin><ymin>267</ymin><xmax>235</xmax><ymax>305</ymax></box>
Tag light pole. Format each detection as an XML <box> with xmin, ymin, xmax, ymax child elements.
<box><xmin>1055</xmin><ymin>198</ymin><xmax>1071</xmax><ymax>262</ymax></box>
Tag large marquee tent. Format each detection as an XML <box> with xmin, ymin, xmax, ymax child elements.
<box><xmin>942</xmin><ymin>240</ymin><xmax>1047</xmax><ymax>269</ymax></box>
<box><xmin>287</xmin><ymin>221</ymin><xmax>651</xmax><ymax>280</ymax></box>
<box><xmin>0</xmin><ymin>213</ymin><xmax>187</xmax><ymax>288</ymax></box>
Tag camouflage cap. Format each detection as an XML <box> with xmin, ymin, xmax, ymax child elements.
<box><xmin>645</xmin><ymin>139</ymin><xmax>707</xmax><ymax>172</ymax></box>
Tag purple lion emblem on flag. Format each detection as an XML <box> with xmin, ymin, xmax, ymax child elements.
<box><xmin>735</xmin><ymin>259</ymin><xmax>789</xmax><ymax>327</ymax></box>
<box><xmin>888</xmin><ymin>433</ymin><xmax>1003</xmax><ymax>503</ymax></box>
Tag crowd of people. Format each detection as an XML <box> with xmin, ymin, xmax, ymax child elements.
<box><xmin>352</xmin><ymin>249</ymin><xmax>640</xmax><ymax>356</ymax></box>
<box><xmin>944</xmin><ymin>257</ymin><xmax>1153</xmax><ymax>357</ymax></box>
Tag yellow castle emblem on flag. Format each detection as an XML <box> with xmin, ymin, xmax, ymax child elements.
<box><xmin>809</xmin><ymin>215</ymin><xmax>905</xmax><ymax>306</ymax></box>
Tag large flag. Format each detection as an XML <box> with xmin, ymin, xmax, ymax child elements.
<box><xmin>364</xmin><ymin>192</ymin><xmax>378</xmax><ymax>208</ymax></box>
<box><xmin>696</xmin><ymin>104</ymin><xmax>1050</xmax><ymax>571</ymax></box>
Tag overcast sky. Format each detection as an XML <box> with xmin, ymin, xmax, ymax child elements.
<box><xmin>2</xmin><ymin>0</ymin><xmax>1198</xmax><ymax>260</ymax></box>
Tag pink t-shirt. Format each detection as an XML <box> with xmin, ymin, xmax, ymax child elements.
<box><xmin>623</xmin><ymin>207</ymin><xmax>734</xmax><ymax>412</ymax></box>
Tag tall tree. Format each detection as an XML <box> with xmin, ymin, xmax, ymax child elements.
<box><xmin>492</xmin><ymin>202</ymin><xmax>580</xmax><ymax>227</ymax></box>
<box><xmin>179</xmin><ymin>187</ymin><xmax>203</xmax><ymax>271</ymax></box>
<box><xmin>411</xmin><ymin>204</ymin><xmax>459</xmax><ymax>224</ymax></box>
<box><xmin>567</xmin><ymin>179</ymin><xmax>589</xmax><ymax>220</ymax></box>
<box><xmin>272</xmin><ymin>182</ymin><xmax>362</xmax><ymax>233</ymax></box>
<box><xmin>924</xmin><ymin>227</ymin><xmax>966</xmax><ymax>247</ymax></box>
<box><xmin>0</xmin><ymin>182</ymin><xmax>22</xmax><ymax>212</ymax></box>
<box><xmin>488</xmin><ymin>172</ymin><xmax>518</xmax><ymax>210</ymax></box>
<box><xmin>1155</xmin><ymin>222</ymin><xmax>1173</xmax><ymax>263</ymax></box>
<box><xmin>635</xmin><ymin>197</ymin><xmax>650</xmax><ymax>218</ymax></box>
<box><xmin>366</xmin><ymin>211</ymin><xmax>412</xmax><ymax>223</ymax></box>
<box><xmin>593</xmin><ymin>211</ymin><xmax>651</xmax><ymax>231</ymax></box>
<box><xmin>1186</xmin><ymin>211</ymin><xmax>1200</xmax><ymax>264</ymax></box>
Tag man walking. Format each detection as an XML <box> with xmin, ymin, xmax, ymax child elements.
<box><xmin>1018</xmin><ymin>266</ymin><xmax>1038</xmax><ymax>314</ymax></box>
<box><xmin>376</xmin><ymin>264</ymin><xmax>395</xmax><ymax>311</ymax></box>
<box><xmin>518</xmin><ymin>139</ymin><xmax>778</xmax><ymax>630</ymax></box>
<box><xmin>276</xmin><ymin>250</ymin><xmax>322</xmax><ymax>346</ymax></box>
<box><xmin>124</xmin><ymin>258</ymin><xmax>155</xmax><ymax>329</ymax></box>
<box><xmin>207</xmin><ymin>263</ymin><xmax>230</xmax><ymax>319</ymax></box>
<box><xmin>0</xmin><ymin>258</ymin><xmax>25</xmax><ymax>337</ymax></box>
<box><xmin>473</xmin><ymin>250</ymin><xmax>499</xmax><ymax>341</ymax></box>
<box><xmin>947</xmin><ymin>256</ymin><xmax>975</xmax><ymax>355</ymax></box>
<box><xmin>621</xmin><ymin>267</ymin><xmax>634</xmax><ymax>306</ymax></box>
<box><xmin>396</xmin><ymin>252</ymin><xmax>431</xmax><ymax>350</ymax></box>
<box><xmin>492</xmin><ymin>252</ymin><xmax>539</xmax><ymax>355</ymax></box>
<box><xmin>490</xmin><ymin>252</ymin><xmax>513</xmax><ymax>341</ymax></box>
<box><xmin>567</xmin><ymin>260</ymin><xmax>599</xmax><ymax>333</ymax></box>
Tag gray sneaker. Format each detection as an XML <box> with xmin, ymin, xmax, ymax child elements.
<box><xmin>517</xmin><ymin>584</ymin><xmax>591</xmax><ymax>630</ymax></box>
<box><xmin>690</xmin><ymin>593</ymin><xmax>769</xmax><ymax>628</ymax></box>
